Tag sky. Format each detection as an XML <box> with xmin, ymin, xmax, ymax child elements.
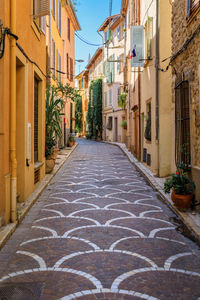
<box><xmin>74</xmin><ymin>0</ymin><xmax>121</xmax><ymax>76</ymax></box>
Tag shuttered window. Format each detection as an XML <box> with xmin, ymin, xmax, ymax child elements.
<box><xmin>34</xmin><ymin>78</ymin><xmax>39</xmax><ymax>163</ymax></box>
<box><xmin>68</xmin><ymin>18</ymin><xmax>70</xmax><ymax>41</ymax></box>
<box><xmin>70</xmin><ymin>58</ymin><xmax>73</xmax><ymax>81</ymax></box>
<box><xmin>33</xmin><ymin>0</ymin><xmax>50</xmax><ymax>18</ymax></box>
<box><xmin>66</xmin><ymin>53</ymin><xmax>69</xmax><ymax>79</ymax></box>
<box><xmin>175</xmin><ymin>80</ymin><xmax>191</xmax><ymax>166</ymax></box>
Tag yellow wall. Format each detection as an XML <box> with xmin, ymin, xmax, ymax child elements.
<box><xmin>0</xmin><ymin>0</ymin><xmax>46</xmax><ymax>223</ymax></box>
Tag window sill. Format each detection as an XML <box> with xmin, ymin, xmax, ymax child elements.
<box><xmin>31</xmin><ymin>21</ymin><xmax>41</xmax><ymax>41</ymax></box>
<box><xmin>34</xmin><ymin>162</ymin><xmax>44</xmax><ymax>170</ymax></box>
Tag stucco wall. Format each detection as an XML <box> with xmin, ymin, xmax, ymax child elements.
<box><xmin>171</xmin><ymin>0</ymin><xmax>200</xmax><ymax>200</ymax></box>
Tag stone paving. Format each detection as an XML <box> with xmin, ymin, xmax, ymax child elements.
<box><xmin>0</xmin><ymin>139</ymin><xmax>200</xmax><ymax>299</ymax></box>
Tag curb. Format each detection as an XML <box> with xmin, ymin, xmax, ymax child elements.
<box><xmin>107</xmin><ymin>141</ymin><xmax>200</xmax><ymax>241</ymax></box>
<box><xmin>0</xmin><ymin>143</ymin><xmax>78</xmax><ymax>249</ymax></box>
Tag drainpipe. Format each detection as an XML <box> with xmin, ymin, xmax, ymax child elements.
<box><xmin>155</xmin><ymin>0</ymin><xmax>160</xmax><ymax>176</ymax></box>
<box><xmin>10</xmin><ymin>0</ymin><xmax>17</xmax><ymax>222</ymax></box>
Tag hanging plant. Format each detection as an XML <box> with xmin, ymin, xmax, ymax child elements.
<box><xmin>118</xmin><ymin>93</ymin><xmax>127</xmax><ymax>109</ymax></box>
<box><xmin>121</xmin><ymin>120</ymin><xmax>127</xmax><ymax>129</ymax></box>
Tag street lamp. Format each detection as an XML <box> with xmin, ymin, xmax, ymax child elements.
<box><xmin>75</xmin><ymin>59</ymin><xmax>84</xmax><ymax>73</ymax></box>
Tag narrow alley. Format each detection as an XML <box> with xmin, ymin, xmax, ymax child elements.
<box><xmin>0</xmin><ymin>140</ymin><xmax>200</xmax><ymax>299</ymax></box>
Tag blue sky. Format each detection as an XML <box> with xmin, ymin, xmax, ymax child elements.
<box><xmin>75</xmin><ymin>0</ymin><xmax>121</xmax><ymax>75</ymax></box>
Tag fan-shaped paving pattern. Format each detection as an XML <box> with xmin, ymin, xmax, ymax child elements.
<box><xmin>0</xmin><ymin>139</ymin><xmax>200</xmax><ymax>300</ymax></box>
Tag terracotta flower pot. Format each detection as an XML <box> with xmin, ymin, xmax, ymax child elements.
<box><xmin>45</xmin><ymin>158</ymin><xmax>55</xmax><ymax>174</ymax></box>
<box><xmin>51</xmin><ymin>148</ymin><xmax>59</xmax><ymax>160</ymax></box>
<box><xmin>69</xmin><ymin>141</ymin><xmax>74</xmax><ymax>147</ymax></box>
<box><xmin>171</xmin><ymin>189</ymin><xmax>193</xmax><ymax>209</ymax></box>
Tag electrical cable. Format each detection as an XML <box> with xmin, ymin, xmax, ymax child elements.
<box><xmin>75</xmin><ymin>32</ymin><xmax>103</xmax><ymax>47</ymax></box>
<box><xmin>0</xmin><ymin>27</ymin><xmax>18</xmax><ymax>59</ymax></box>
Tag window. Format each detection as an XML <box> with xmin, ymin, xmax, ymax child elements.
<box><xmin>117</xmin><ymin>26</ymin><xmax>121</xmax><ymax>41</ymax></box>
<box><xmin>175</xmin><ymin>80</ymin><xmax>191</xmax><ymax>165</ymax></box>
<box><xmin>70</xmin><ymin>58</ymin><xmax>73</xmax><ymax>81</ymax></box>
<box><xmin>145</xmin><ymin>17</ymin><xmax>153</xmax><ymax>59</ymax></box>
<box><xmin>59</xmin><ymin>1</ymin><xmax>62</xmax><ymax>34</ymax></box>
<box><xmin>106</xmin><ymin>117</ymin><xmax>113</xmax><ymax>130</ymax></box>
<box><xmin>104</xmin><ymin>92</ymin><xmax>107</xmax><ymax>107</ymax></box>
<box><xmin>66</xmin><ymin>53</ymin><xmax>69</xmax><ymax>79</ymax></box>
<box><xmin>57</xmin><ymin>49</ymin><xmax>59</xmax><ymax>80</ymax></box>
<box><xmin>53</xmin><ymin>41</ymin><xmax>56</xmax><ymax>78</ymax></box>
<box><xmin>40</xmin><ymin>16</ymin><xmax>46</xmax><ymax>33</ymax></box>
<box><xmin>98</xmin><ymin>59</ymin><xmax>101</xmax><ymax>74</ymax></box>
<box><xmin>117</xmin><ymin>55</ymin><xmax>120</xmax><ymax>73</ymax></box>
<box><xmin>117</xmin><ymin>87</ymin><xmax>121</xmax><ymax>101</ymax></box>
<box><xmin>57</xmin><ymin>0</ymin><xmax>59</xmax><ymax>28</ymax></box>
<box><xmin>104</xmin><ymin>30</ymin><xmax>109</xmax><ymax>43</ymax></box>
<box><xmin>59</xmin><ymin>55</ymin><xmax>61</xmax><ymax>81</ymax></box>
<box><xmin>33</xmin><ymin>0</ymin><xmax>50</xmax><ymax>18</ymax></box>
<box><xmin>52</xmin><ymin>0</ymin><xmax>56</xmax><ymax>18</ymax></box>
<box><xmin>34</xmin><ymin>77</ymin><xmax>39</xmax><ymax>162</ymax></box>
<box><xmin>144</xmin><ymin>102</ymin><xmax>151</xmax><ymax>141</ymax></box>
<box><xmin>120</xmin><ymin>54</ymin><xmax>123</xmax><ymax>73</ymax></box>
<box><xmin>109</xmin><ymin>89</ymin><xmax>112</xmax><ymax>106</ymax></box>
<box><xmin>187</xmin><ymin>0</ymin><xmax>200</xmax><ymax>18</ymax></box>
<box><xmin>68</xmin><ymin>18</ymin><xmax>70</xmax><ymax>41</ymax></box>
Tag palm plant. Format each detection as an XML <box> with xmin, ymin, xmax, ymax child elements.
<box><xmin>45</xmin><ymin>86</ymin><xmax>64</xmax><ymax>157</ymax></box>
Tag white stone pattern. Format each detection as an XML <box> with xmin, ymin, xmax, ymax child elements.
<box><xmin>0</xmin><ymin>144</ymin><xmax>200</xmax><ymax>300</ymax></box>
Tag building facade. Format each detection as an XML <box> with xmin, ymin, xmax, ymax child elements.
<box><xmin>171</xmin><ymin>0</ymin><xmax>200</xmax><ymax>201</ymax></box>
<box><xmin>0</xmin><ymin>0</ymin><xmax>48</xmax><ymax>224</ymax></box>
<box><xmin>121</xmin><ymin>0</ymin><xmax>172</xmax><ymax>176</ymax></box>
<box><xmin>75</xmin><ymin>70</ymin><xmax>89</xmax><ymax>136</ymax></box>
<box><xmin>98</xmin><ymin>15</ymin><xmax>127</xmax><ymax>143</ymax></box>
<box><xmin>47</xmin><ymin>0</ymin><xmax>80</xmax><ymax>146</ymax></box>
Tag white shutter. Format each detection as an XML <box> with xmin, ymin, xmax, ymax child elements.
<box><xmin>34</xmin><ymin>0</ymin><xmax>50</xmax><ymax>18</ymax></box>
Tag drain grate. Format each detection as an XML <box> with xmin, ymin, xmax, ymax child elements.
<box><xmin>0</xmin><ymin>282</ymin><xmax>44</xmax><ymax>300</ymax></box>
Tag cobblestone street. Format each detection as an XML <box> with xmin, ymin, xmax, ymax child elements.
<box><xmin>0</xmin><ymin>139</ymin><xmax>200</xmax><ymax>299</ymax></box>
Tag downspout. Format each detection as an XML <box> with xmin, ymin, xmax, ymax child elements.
<box><xmin>10</xmin><ymin>0</ymin><xmax>17</xmax><ymax>222</ymax></box>
<box><xmin>155</xmin><ymin>0</ymin><xmax>160</xmax><ymax>175</ymax></box>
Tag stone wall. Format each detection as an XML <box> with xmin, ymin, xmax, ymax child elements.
<box><xmin>171</xmin><ymin>0</ymin><xmax>200</xmax><ymax>201</ymax></box>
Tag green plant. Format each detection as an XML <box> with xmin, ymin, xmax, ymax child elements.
<box><xmin>87</xmin><ymin>79</ymin><xmax>102</xmax><ymax>139</ymax></box>
<box><xmin>75</xmin><ymin>92</ymin><xmax>83</xmax><ymax>133</ymax></box>
<box><xmin>164</xmin><ymin>164</ymin><xmax>195</xmax><ymax>195</ymax></box>
<box><xmin>68</xmin><ymin>135</ymin><xmax>75</xmax><ymax>143</ymax></box>
<box><xmin>46</xmin><ymin>86</ymin><xmax>65</xmax><ymax>141</ymax></box>
<box><xmin>118</xmin><ymin>93</ymin><xmax>127</xmax><ymax>109</ymax></box>
<box><xmin>121</xmin><ymin>120</ymin><xmax>127</xmax><ymax>128</ymax></box>
<box><xmin>45</xmin><ymin>137</ymin><xmax>56</xmax><ymax>158</ymax></box>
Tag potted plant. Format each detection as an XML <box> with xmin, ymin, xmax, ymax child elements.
<box><xmin>164</xmin><ymin>163</ymin><xmax>195</xmax><ymax>209</ymax></box>
<box><xmin>121</xmin><ymin>120</ymin><xmax>127</xmax><ymax>130</ymax></box>
<box><xmin>45</xmin><ymin>86</ymin><xmax>64</xmax><ymax>173</ymax></box>
<box><xmin>68</xmin><ymin>135</ymin><xmax>75</xmax><ymax>147</ymax></box>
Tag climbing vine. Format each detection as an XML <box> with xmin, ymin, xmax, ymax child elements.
<box><xmin>87</xmin><ymin>79</ymin><xmax>102</xmax><ymax>139</ymax></box>
<box><xmin>75</xmin><ymin>91</ymin><xmax>83</xmax><ymax>133</ymax></box>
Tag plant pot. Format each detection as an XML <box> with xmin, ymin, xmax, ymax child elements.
<box><xmin>171</xmin><ymin>189</ymin><xmax>193</xmax><ymax>209</ymax></box>
<box><xmin>69</xmin><ymin>141</ymin><xmax>74</xmax><ymax>147</ymax></box>
<box><xmin>45</xmin><ymin>158</ymin><xmax>55</xmax><ymax>174</ymax></box>
<box><xmin>51</xmin><ymin>148</ymin><xmax>59</xmax><ymax>160</ymax></box>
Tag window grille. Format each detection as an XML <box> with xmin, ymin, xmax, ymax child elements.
<box><xmin>34</xmin><ymin>169</ymin><xmax>40</xmax><ymax>184</ymax></box>
<box><xmin>175</xmin><ymin>80</ymin><xmax>191</xmax><ymax>166</ymax></box>
<box><xmin>143</xmin><ymin>148</ymin><xmax>147</xmax><ymax>162</ymax></box>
